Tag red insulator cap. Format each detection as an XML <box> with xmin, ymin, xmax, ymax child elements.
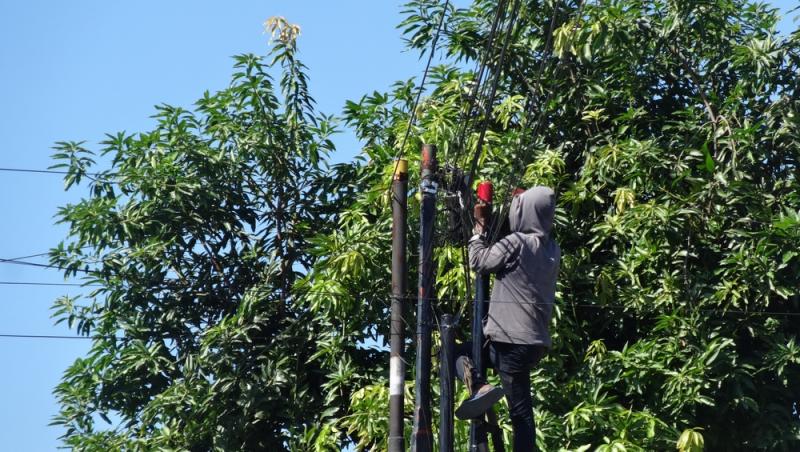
<box><xmin>477</xmin><ymin>181</ymin><xmax>493</xmax><ymax>204</ymax></box>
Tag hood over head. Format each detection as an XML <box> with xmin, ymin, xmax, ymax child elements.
<box><xmin>509</xmin><ymin>186</ymin><xmax>555</xmax><ymax>236</ymax></box>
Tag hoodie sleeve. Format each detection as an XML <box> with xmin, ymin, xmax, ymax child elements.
<box><xmin>468</xmin><ymin>233</ymin><xmax>521</xmax><ymax>274</ymax></box>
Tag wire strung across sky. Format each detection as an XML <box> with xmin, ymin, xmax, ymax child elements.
<box><xmin>0</xmin><ymin>166</ymin><xmax>114</xmax><ymax>184</ymax></box>
<box><xmin>1</xmin><ymin>276</ymin><xmax>798</xmax><ymax>316</ymax></box>
<box><xmin>0</xmin><ymin>246</ymin><xmax>796</xmax><ymax>316</ymax></box>
<box><xmin>0</xmin><ymin>167</ymin><xmax>72</xmax><ymax>176</ymax></box>
<box><xmin>387</xmin><ymin>0</ymin><xmax>452</xmax><ymax>192</ymax></box>
<box><xmin>0</xmin><ymin>257</ymin><xmax>93</xmax><ymax>274</ymax></box>
<box><xmin>0</xmin><ymin>280</ymin><xmax>798</xmax><ymax>340</ymax></box>
<box><xmin>0</xmin><ymin>255</ymin><xmax>98</xmax><ymax>274</ymax></box>
<box><xmin>0</xmin><ymin>281</ymin><xmax>97</xmax><ymax>287</ymax></box>
<box><xmin>0</xmin><ymin>334</ymin><xmax>102</xmax><ymax>340</ymax></box>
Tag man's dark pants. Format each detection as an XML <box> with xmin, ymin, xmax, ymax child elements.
<box><xmin>455</xmin><ymin>341</ymin><xmax>545</xmax><ymax>452</ymax></box>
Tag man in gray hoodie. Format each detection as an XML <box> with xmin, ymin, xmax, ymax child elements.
<box><xmin>454</xmin><ymin>186</ymin><xmax>560</xmax><ymax>452</ymax></box>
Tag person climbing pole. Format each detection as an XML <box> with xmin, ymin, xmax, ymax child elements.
<box><xmin>454</xmin><ymin>186</ymin><xmax>561</xmax><ymax>452</ymax></box>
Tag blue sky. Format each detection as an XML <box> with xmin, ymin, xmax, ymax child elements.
<box><xmin>0</xmin><ymin>1</ymin><xmax>796</xmax><ymax>450</ymax></box>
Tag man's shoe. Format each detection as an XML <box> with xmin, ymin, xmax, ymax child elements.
<box><xmin>455</xmin><ymin>384</ymin><xmax>504</xmax><ymax>420</ymax></box>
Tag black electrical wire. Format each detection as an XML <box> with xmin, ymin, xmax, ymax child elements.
<box><xmin>463</xmin><ymin>0</ymin><xmax>523</xmax><ymax>190</ymax></box>
<box><xmin>451</xmin><ymin>0</ymin><xmax>536</xmax><ymax>331</ymax></box>
<box><xmin>0</xmin><ymin>334</ymin><xmax>103</xmax><ymax>340</ymax></box>
<box><xmin>0</xmin><ymin>166</ymin><xmax>111</xmax><ymax>183</ymax></box>
<box><xmin>0</xmin><ymin>167</ymin><xmax>71</xmax><ymax>176</ymax></box>
<box><xmin>4</xmin><ymin>245</ymin><xmax>95</xmax><ymax>262</ymax></box>
<box><xmin>449</xmin><ymin>0</ymin><xmax>511</xmax><ymax>179</ymax></box>
<box><xmin>0</xmin><ymin>258</ymin><xmax>95</xmax><ymax>274</ymax></box>
<box><xmin>387</xmin><ymin>0</ymin><xmax>452</xmax><ymax>189</ymax></box>
<box><xmin>3</xmin><ymin>251</ymin><xmax>53</xmax><ymax>261</ymax></box>
<box><xmin>484</xmin><ymin>0</ymin><xmax>588</xmax><ymax>248</ymax></box>
<box><xmin>1</xmin><ymin>286</ymin><xmax>797</xmax><ymax>342</ymax></box>
<box><xmin>0</xmin><ymin>281</ymin><xmax>97</xmax><ymax>287</ymax></box>
<box><xmin>447</xmin><ymin>0</ymin><xmax>519</xmax><ymax>328</ymax></box>
<box><xmin>11</xmin><ymin>260</ymin><xmax>788</xmax><ymax>318</ymax></box>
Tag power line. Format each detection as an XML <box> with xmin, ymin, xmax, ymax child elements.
<box><xmin>0</xmin><ymin>167</ymin><xmax>71</xmax><ymax>176</ymax></box>
<box><xmin>483</xmin><ymin>0</ymin><xmax>588</xmax><ymax>249</ymax></box>
<box><xmin>0</xmin><ymin>275</ymin><xmax>795</xmax><ymax>318</ymax></box>
<box><xmin>0</xmin><ymin>167</ymin><xmax>111</xmax><ymax>184</ymax></box>
<box><xmin>464</xmin><ymin>0</ymin><xmax>522</xmax><ymax>189</ymax></box>
<box><xmin>388</xmin><ymin>0</ymin><xmax>452</xmax><ymax>189</ymax></box>
<box><xmin>0</xmin><ymin>259</ymin><xmax>61</xmax><ymax>269</ymax></box>
<box><xmin>0</xmin><ymin>334</ymin><xmax>101</xmax><ymax>340</ymax></box>
<box><xmin>4</xmin><ymin>251</ymin><xmax>53</xmax><ymax>261</ymax></box>
<box><xmin>1</xmin><ymin>247</ymin><xmax>794</xmax><ymax>319</ymax></box>
<box><xmin>0</xmin><ymin>281</ymin><xmax>97</xmax><ymax>287</ymax></box>
<box><xmin>450</xmin><ymin>0</ymin><xmax>511</xmax><ymax>174</ymax></box>
<box><xmin>3</xmin><ymin>245</ymin><xmax>95</xmax><ymax>262</ymax></box>
<box><xmin>0</xmin><ymin>257</ymin><xmax>95</xmax><ymax>274</ymax></box>
<box><xmin>0</xmin><ymin>291</ymin><xmax>796</xmax><ymax>341</ymax></box>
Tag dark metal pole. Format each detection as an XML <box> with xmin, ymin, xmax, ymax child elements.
<box><xmin>439</xmin><ymin>313</ymin><xmax>455</xmax><ymax>452</ymax></box>
<box><xmin>470</xmin><ymin>181</ymin><xmax>494</xmax><ymax>452</ymax></box>
<box><xmin>412</xmin><ymin>144</ymin><xmax>437</xmax><ymax>452</ymax></box>
<box><xmin>389</xmin><ymin>159</ymin><xmax>409</xmax><ymax>452</ymax></box>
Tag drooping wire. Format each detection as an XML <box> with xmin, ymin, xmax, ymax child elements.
<box><xmin>3</xmin><ymin>251</ymin><xmax>54</xmax><ymax>261</ymax></box>
<box><xmin>448</xmin><ymin>0</ymin><xmax>511</xmax><ymax>182</ymax></box>
<box><xmin>0</xmin><ymin>245</ymin><xmax>96</xmax><ymax>263</ymax></box>
<box><xmin>484</xmin><ymin>0</ymin><xmax>587</xmax><ymax>249</ymax></box>
<box><xmin>447</xmin><ymin>0</ymin><xmax>521</xmax><ymax>327</ymax></box>
<box><xmin>387</xmin><ymin>0</ymin><xmax>452</xmax><ymax>189</ymax></box>
<box><xmin>0</xmin><ymin>166</ymin><xmax>111</xmax><ymax>183</ymax></box>
<box><xmin>450</xmin><ymin>0</ymin><xmax>587</xmax><ymax>328</ymax></box>
<box><xmin>0</xmin><ymin>281</ymin><xmax>97</xmax><ymax>287</ymax></box>
<box><xmin>463</xmin><ymin>0</ymin><xmax>523</xmax><ymax>191</ymax></box>
<box><xmin>0</xmin><ymin>167</ymin><xmax>72</xmax><ymax>176</ymax></box>
<box><xmin>1</xmin><ymin>282</ymin><xmax>798</xmax><ymax>343</ymax></box>
<box><xmin>430</xmin><ymin>0</ymin><xmax>515</xmax><ymax>329</ymax></box>
<box><xmin>0</xmin><ymin>258</ymin><xmax>95</xmax><ymax>274</ymax></box>
<box><xmin>0</xmin><ymin>334</ymin><xmax>103</xmax><ymax>340</ymax></box>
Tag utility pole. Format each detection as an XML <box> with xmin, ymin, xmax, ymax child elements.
<box><xmin>389</xmin><ymin>159</ymin><xmax>408</xmax><ymax>452</ymax></box>
<box><xmin>439</xmin><ymin>313</ymin><xmax>455</xmax><ymax>452</ymax></box>
<box><xmin>469</xmin><ymin>180</ymin><xmax>504</xmax><ymax>452</ymax></box>
<box><xmin>412</xmin><ymin>144</ymin><xmax>437</xmax><ymax>452</ymax></box>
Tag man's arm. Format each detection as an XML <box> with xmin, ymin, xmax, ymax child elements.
<box><xmin>468</xmin><ymin>234</ymin><xmax>519</xmax><ymax>274</ymax></box>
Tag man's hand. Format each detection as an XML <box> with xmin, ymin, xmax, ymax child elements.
<box><xmin>473</xmin><ymin>203</ymin><xmax>490</xmax><ymax>236</ymax></box>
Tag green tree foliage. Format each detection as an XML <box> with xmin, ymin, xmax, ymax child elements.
<box><xmin>51</xmin><ymin>1</ymin><xmax>800</xmax><ymax>451</ymax></box>
<box><xmin>49</xmin><ymin>18</ymin><xmax>358</xmax><ymax>450</ymax></box>
<box><xmin>299</xmin><ymin>0</ymin><xmax>800</xmax><ymax>450</ymax></box>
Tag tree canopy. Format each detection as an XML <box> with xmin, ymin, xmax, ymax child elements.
<box><xmin>51</xmin><ymin>1</ymin><xmax>800</xmax><ymax>451</ymax></box>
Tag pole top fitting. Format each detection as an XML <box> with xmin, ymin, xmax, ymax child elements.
<box><xmin>420</xmin><ymin>144</ymin><xmax>437</xmax><ymax>182</ymax></box>
<box><xmin>421</xmin><ymin>144</ymin><xmax>437</xmax><ymax>172</ymax></box>
<box><xmin>477</xmin><ymin>180</ymin><xmax>493</xmax><ymax>204</ymax></box>
<box><xmin>393</xmin><ymin>159</ymin><xmax>409</xmax><ymax>180</ymax></box>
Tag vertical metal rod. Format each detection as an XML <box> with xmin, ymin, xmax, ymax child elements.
<box><xmin>389</xmin><ymin>159</ymin><xmax>409</xmax><ymax>452</ymax></box>
<box><xmin>412</xmin><ymin>144</ymin><xmax>437</xmax><ymax>452</ymax></box>
<box><xmin>470</xmin><ymin>181</ymin><xmax>494</xmax><ymax>452</ymax></box>
<box><xmin>439</xmin><ymin>313</ymin><xmax>455</xmax><ymax>452</ymax></box>
<box><xmin>469</xmin><ymin>272</ymin><xmax>492</xmax><ymax>451</ymax></box>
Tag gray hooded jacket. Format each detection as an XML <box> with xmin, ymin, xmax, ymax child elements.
<box><xmin>468</xmin><ymin>186</ymin><xmax>560</xmax><ymax>346</ymax></box>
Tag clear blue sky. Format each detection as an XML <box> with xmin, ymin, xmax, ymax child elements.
<box><xmin>0</xmin><ymin>1</ymin><xmax>795</xmax><ymax>450</ymax></box>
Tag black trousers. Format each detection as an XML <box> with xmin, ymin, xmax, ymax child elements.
<box><xmin>455</xmin><ymin>341</ymin><xmax>545</xmax><ymax>452</ymax></box>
